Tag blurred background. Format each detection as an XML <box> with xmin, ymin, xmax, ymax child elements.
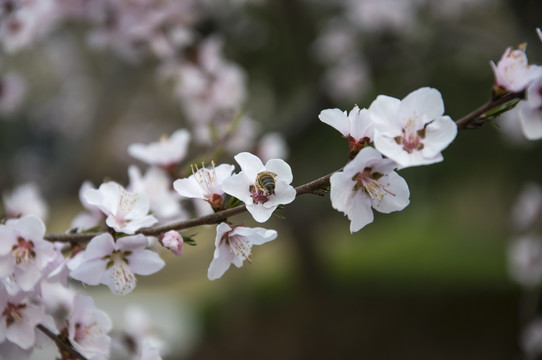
<box><xmin>1</xmin><ymin>0</ymin><xmax>542</xmax><ymax>358</ymax></box>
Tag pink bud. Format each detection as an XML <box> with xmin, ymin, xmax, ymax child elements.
<box><xmin>160</xmin><ymin>230</ymin><xmax>184</xmax><ymax>256</ymax></box>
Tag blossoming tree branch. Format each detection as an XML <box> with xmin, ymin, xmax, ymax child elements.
<box><xmin>1</xmin><ymin>3</ymin><xmax>542</xmax><ymax>358</ymax></box>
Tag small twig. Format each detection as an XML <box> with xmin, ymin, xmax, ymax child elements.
<box><xmin>36</xmin><ymin>324</ymin><xmax>87</xmax><ymax>360</ymax></box>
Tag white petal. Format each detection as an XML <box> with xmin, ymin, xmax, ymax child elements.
<box><xmin>368</xmin><ymin>95</ymin><xmax>401</xmax><ymax>132</ymax></box>
<box><xmin>83</xmin><ymin>233</ymin><xmax>115</xmax><ymax>260</ymax></box>
<box><xmin>215</xmin><ymin>164</ymin><xmax>236</xmax><ymax>184</ymax></box>
<box><xmin>330</xmin><ymin>172</ymin><xmax>355</xmax><ymax>214</ymax></box>
<box><xmin>400</xmin><ymin>87</ymin><xmax>444</xmax><ymax>123</ymax></box>
<box><xmin>234</xmin><ymin>152</ymin><xmax>265</xmax><ymax>182</ymax></box>
<box><xmin>422</xmin><ymin>116</ymin><xmax>457</xmax><ymax>156</ymax></box>
<box><xmin>116</xmin><ymin>234</ymin><xmax>148</xmax><ymax>253</ymax></box>
<box><xmin>318</xmin><ymin>108</ymin><xmax>349</xmax><ymax>136</ymax></box>
<box><xmin>127</xmin><ymin>250</ymin><xmax>165</xmax><ymax>275</ymax></box>
<box><xmin>520</xmin><ymin>105</ymin><xmax>542</xmax><ymax>140</ymax></box>
<box><xmin>265</xmin><ymin>159</ymin><xmax>293</xmax><ymax>184</ymax></box>
<box><xmin>103</xmin><ymin>262</ymin><xmax>136</xmax><ymax>295</ymax></box>
<box><xmin>70</xmin><ymin>260</ymin><xmax>107</xmax><ymax>285</ymax></box>
<box><xmin>221</xmin><ymin>173</ymin><xmax>253</xmax><ymax>204</ymax></box>
<box><xmin>371</xmin><ymin>172</ymin><xmax>410</xmax><ymax>213</ymax></box>
<box><xmin>349</xmin><ymin>192</ymin><xmax>374</xmax><ymax>233</ymax></box>
<box><xmin>246</xmin><ymin>203</ymin><xmax>276</xmax><ymax>223</ymax></box>
<box><xmin>233</xmin><ymin>227</ymin><xmax>277</xmax><ymax>246</ymax></box>
<box><xmin>373</xmin><ymin>131</ymin><xmax>411</xmax><ymax>168</ymax></box>
<box><xmin>173</xmin><ymin>177</ymin><xmax>206</xmax><ymax>199</ymax></box>
<box><xmin>208</xmin><ymin>240</ymin><xmax>235</xmax><ymax>280</ymax></box>
<box><xmin>16</xmin><ymin>215</ymin><xmax>45</xmax><ymax>242</ymax></box>
<box><xmin>349</xmin><ymin>107</ymin><xmax>374</xmax><ymax>141</ymax></box>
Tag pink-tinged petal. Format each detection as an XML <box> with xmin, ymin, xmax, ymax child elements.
<box><xmin>368</xmin><ymin>95</ymin><xmax>401</xmax><ymax>131</ymax></box>
<box><xmin>70</xmin><ymin>260</ymin><xmax>107</xmax><ymax>285</ymax></box>
<box><xmin>116</xmin><ymin>234</ymin><xmax>148</xmax><ymax>253</ymax></box>
<box><xmin>173</xmin><ymin>177</ymin><xmax>206</xmax><ymax>199</ymax></box>
<box><xmin>13</xmin><ymin>265</ymin><xmax>42</xmax><ymax>292</ymax></box>
<box><xmin>0</xmin><ymin>256</ymin><xmax>15</xmax><ymax>277</ymax></box>
<box><xmin>371</xmin><ymin>172</ymin><xmax>410</xmax><ymax>213</ymax></box>
<box><xmin>349</xmin><ymin>192</ymin><xmax>374</xmax><ymax>233</ymax></box>
<box><xmin>520</xmin><ymin>105</ymin><xmax>542</xmax><ymax>140</ymax></box>
<box><xmin>16</xmin><ymin>215</ymin><xmax>45</xmax><ymax>242</ymax></box>
<box><xmin>127</xmin><ymin>250</ymin><xmax>165</xmax><ymax>275</ymax></box>
<box><xmin>246</xmin><ymin>203</ymin><xmax>276</xmax><ymax>223</ymax></box>
<box><xmin>7</xmin><ymin>303</ymin><xmax>44</xmax><ymax>349</ymax></box>
<box><xmin>318</xmin><ymin>108</ymin><xmax>349</xmax><ymax>136</ymax></box>
<box><xmin>208</xmin><ymin>239</ymin><xmax>236</xmax><ymax>280</ymax></box>
<box><xmin>84</xmin><ymin>233</ymin><xmax>115</xmax><ymax>260</ymax></box>
<box><xmin>222</xmin><ymin>173</ymin><xmax>253</xmax><ymax>204</ymax></box>
<box><xmin>102</xmin><ymin>264</ymin><xmax>136</xmax><ymax>296</ymax></box>
<box><xmin>422</xmin><ymin>116</ymin><xmax>457</xmax><ymax>156</ymax></box>
<box><xmin>400</xmin><ymin>87</ymin><xmax>444</xmax><ymax>123</ymax></box>
<box><xmin>234</xmin><ymin>152</ymin><xmax>265</xmax><ymax>181</ymax></box>
<box><xmin>265</xmin><ymin>159</ymin><xmax>293</xmax><ymax>184</ymax></box>
<box><xmin>0</xmin><ymin>226</ymin><xmax>16</xmax><ymax>255</ymax></box>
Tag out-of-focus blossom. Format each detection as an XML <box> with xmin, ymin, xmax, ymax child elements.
<box><xmin>68</xmin><ymin>294</ymin><xmax>112</xmax><ymax>359</ymax></box>
<box><xmin>0</xmin><ymin>284</ymin><xmax>45</xmax><ymax>350</ymax></box>
<box><xmin>208</xmin><ymin>222</ymin><xmax>277</xmax><ymax>280</ymax></box>
<box><xmin>3</xmin><ymin>182</ymin><xmax>48</xmax><ymax>222</ymax></box>
<box><xmin>491</xmin><ymin>46</ymin><xmax>542</xmax><ymax>94</ymax></box>
<box><xmin>82</xmin><ymin>181</ymin><xmax>157</xmax><ymax>234</ymax></box>
<box><xmin>344</xmin><ymin>0</ymin><xmax>419</xmax><ymax>33</ymax></box>
<box><xmin>0</xmin><ymin>215</ymin><xmax>57</xmax><ymax>294</ymax></box>
<box><xmin>0</xmin><ymin>71</ymin><xmax>25</xmax><ymax>115</ymax></box>
<box><xmin>370</xmin><ymin>87</ymin><xmax>457</xmax><ymax>169</ymax></box>
<box><xmin>519</xmin><ymin>77</ymin><xmax>542</xmax><ymax>140</ymax></box>
<box><xmin>223</xmin><ymin>116</ymin><xmax>259</xmax><ymax>155</ymax></box>
<box><xmin>496</xmin><ymin>107</ymin><xmax>533</xmax><ymax>147</ymax></box>
<box><xmin>69</xmin><ymin>233</ymin><xmax>165</xmax><ymax>295</ymax></box>
<box><xmin>222</xmin><ymin>152</ymin><xmax>296</xmax><ymax>223</ymax></box>
<box><xmin>39</xmin><ymin>281</ymin><xmax>76</xmax><ymax>332</ymax></box>
<box><xmin>319</xmin><ymin>105</ymin><xmax>374</xmax><ymax>158</ymax></box>
<box><xmin>257</xmin><ymin>132</ymin><xmax>289</xmax><ymax>163</ymax></box>
<box><xmin>522</xmin><ymin>318</ymin><xmax>542</xmax><ymax>360</ymax></box>
<box><xmin>159</xmin><ymin>230</ymin><xmax>183</xmax><ymax>256</ymax></box>
<box><xmin>511</xmin><ymin>182</ymin><xmax>542</xmax><ymax>232</ymax></box>
<box><xmin>128</xmin><ymin>129</ymin><xmax>190</xmax><ymax>168</ymax></box>
<box><xmin>330</xmin><ymin>147</ymin><xmax>410</xmax><ymax>233</ymax></box>
<box><xmin>174</xmin><ymin>162</ymin><xmax>234</xmax><ymax>212</ymax></box>
<box><xmin>128</xmin><ymin>166</ymin><xmax>185</xmax><ymax>221</ymax></box>
<box><xmin>313</xmin><ymin>19</ymin><xmax>357</xmax><ymax>65</ymax></box>
<box><xmin>508</xmin><ymin>235</ymin><xmax>542</xmax><ymax>287</ymax></box>
<box><xmin>322</xmin><ymin>56</ymin><xmax>371</xmax><ymax>103</ymax></box>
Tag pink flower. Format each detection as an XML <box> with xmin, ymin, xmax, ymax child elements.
<box><xmin>490</xmin><ymin>45</ymin><xmax>542</xmax><ymax>93</ymax></box>
<box><xmin>160</xmin><ymin>230</ymin><xmax>183</xmax><ymax>256</ymax></box>
<box><xmin>3</xmin><ymin>183</ymin><xmax>48</xmax><ymax>222</ymax></box>
<box><xmin>208</xmin><ymin>222</ymin><xmax>277</xmax><ymax>280</ymax></box>
<box><xmin>69</xmin><ymin>233</ymin><xmax>165</xmax><ymax>295</ymax></box>
<box><xmin>330</xmin><ymin>147</ymin><xmax>410</xmax><ymax>232</ymax></box>
<box><xmin>0</xmin><ymin>215</ymin><xmax>57</xmax><ymax>294</ymax></box>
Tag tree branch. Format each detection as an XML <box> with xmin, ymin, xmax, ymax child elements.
<box><xmin>37</xmin><ymin>324</ymin><xmax>87</xmax><ymax>360</ymax></box>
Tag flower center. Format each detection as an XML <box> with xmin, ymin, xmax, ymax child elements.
<box><xmin>346</xmin><ymin>135</ymin><xmax>371</xmax><ymax>159</ymax></box>
<box><xmin>192</xmin><ymin>161</ymin><xmax>223</xmax><ymax>210</ymax></box>
<box><xmin>352</xmin><ymin>168</ymin><xmax>395</xmax><ymax>201</ymax></box>
<box><xmin>73</xmin><ymin>320</ymin><xmax>102</xmax><ymax>344</ymax></box>
<box><xmin>226</xmin><ymin>234</ymin><xmax>252</xmax><ymax>264</ymax></box>
<box><xmin>2</xmin><ymin>302</ymin><xmax>26</xmax><ymax>327</ymax></box>
<box><xmin>103</xmin><ymin>250</ymin><xmax>136</xmax><ymax>295</ymax></box>
<box><xmin>249</xmin><ymin>185</ymin><xmax>270</xmax><ymax>204</ymax></box>
<box><xmin>394</xmin><ymin>119</ymin><xmax>425</xmax><ymax>153</ymax></box>
<box><xmin>11</xmin><ymin>237</ymin><xmax>35</xmax><ymax>264</ymax></box>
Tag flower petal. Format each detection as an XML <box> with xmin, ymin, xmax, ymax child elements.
<box><xmin>234</xmin><ymin>152</ymin><xmax>265</xmax><ymax>182</ymax></box>
<box><xmin>127</xmin><ymin>250</ymin><xmax>165</xmax><ymax>276</ymax></box>
<box><xmin>318</xmin><ymin>108</ymin><xmax>349</xmax><ymax>136</ymax></box>
<box><xmin>265</xmin><ymin>159</ymin><xmax>293</xmax><ymax>184</ymax></box>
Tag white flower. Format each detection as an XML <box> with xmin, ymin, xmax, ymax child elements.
<box><xmin>511</xmin><ymin>182</ymin><xmax>542</xmax><ymax>231</ymax></box>
<box><xmin>522</xmin><ymin>318</ymin><xmax>542</xmax><ymax>359</ymax></box>
<box><xmin>519</xmin><ymin>76</ymin><xmax>542</xmax><ymax>140</ymax></box>
<box><xmin>83</xmin><ymin>181</ymin><xmax>157</xmax><ymax>235</ymax></box>
<box><xmin>330</xmin><ymin>147</ymin><xmax>410</xmax><ymax>232</ymax></box>
<box><xmin>128</xmin><ymin>166</ymin><xmax>185</xmax><ymax>220</ymax></box>
<box><xmin>222</xmin><ymin>152</ymin><xmax>296</xmax><ymax>223</ymax></box>
<box><xmin>68</xmin><ymin>233</ymin><xmax>165</xmax><ymax>295</ymax></box>
<box><xmin>3</xmin><ymin>182</ymin><xmax>48</xmax><ymax>222</ymax></box>
<box><xmin>369</xmin><ymin>87</ymin><xmax>457</xmax><ymax>168</ymax></box>
<box><xmin>508</xmin><ymin>235</ymin><xmax>542</xmax><ymax>287</ymax></box>
<box><xmin>256</xmin><ymin>132</ymin><xmax>289</xmax><ymax>163</ymax></box>
<box><xmin>0</xmin><ymin>215</ymin><xmax>57</xmax><ymax>294</ymax></box>
<box><xmin>159</xmin><ymin>230</ymin><xmax>183</xmax><ymax>256</ymax></box>
<box><xmin>491</xmin><ymin>45</ymin><xmax>542</xmax><ymax>93</ymax></box>
<box><xmin>173</xmin><ymin>161</ymin><xmax>234</xmax><ymax>212</ymax></box>
<box><xmin>319</xmin><ymin>105</ymin><xmax>374</xmax><ymax>158</ymax></box>
<box><xmin>208</xmin><ymin>222</ymin><xmax>277</xmax><ymax>280</ymax></box>
<box><xmin>128</xmin><ymin>129</ymin><xmax>190</xmax><ymax>168</ymax></box>
<box><xmin>0</xmin><ymin>285</ymin><xmax>45</xmax><ymax>350</ymax></box>
<box><xmin>68</xmin><ymin>294</ymin><xmax>112</xmax><ymax>359</ymax></box>
<box><xmin>71</xmin><ymin>181</ymin><xmax>103</xmax><ymax>232</ymax></box>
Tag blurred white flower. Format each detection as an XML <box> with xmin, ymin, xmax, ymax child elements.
<box><xmin>128</xmin><ymin>129</ymin><xmax>190</xmax><ymax>168</ymax></box>
<box><xmin>257</xmin><ymin>132</ymin><xmax>289</xmax><ymax>163</ymax></box>
<box><xmin>511</xmin><ymin>182</ymin><xmax>542</xmax><ymax>232</ymax></box>
<box><xmin>0</xmin><ymin>71</ymin><xmax>25</xmax><ymax>115</ymax></box>
<box><xmin>522</xmin><ymin>318</ymin><xmax>542</xmax><ymax>360</ymax></box>
<box><xmin>3</xmin><ymin>182</ymin><xmax>48</xmax><ymax>222</ymax></box>
<box><xmin>508</xmin><ymin>235</ymin><xmax>542</xmax><ymax>287</ymax></box>
<box><xmin>519</xmin><ymin>77</ymin><xmax>542</xmax><ymax>140</ymax></box>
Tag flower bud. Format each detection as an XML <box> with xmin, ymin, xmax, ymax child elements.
<box><xmin>160</xmin><ymin>230</ymin><xmax>184</xmax><ymax>256</ymax></box>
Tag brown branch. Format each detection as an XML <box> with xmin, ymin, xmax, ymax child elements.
<box><xmin>36</xmin><ymin>324</ymin><xmax>87</xmax><ymax>360</ymax></box>
<box><xmin>454</xmin><ymin>91</ymin><xmax>524</xmax><ymax>130</ymax></box>
<box><xmin>44</xmin><ymin>169</ymin><xmax>339</xmax><ymax>242</ymax></box>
